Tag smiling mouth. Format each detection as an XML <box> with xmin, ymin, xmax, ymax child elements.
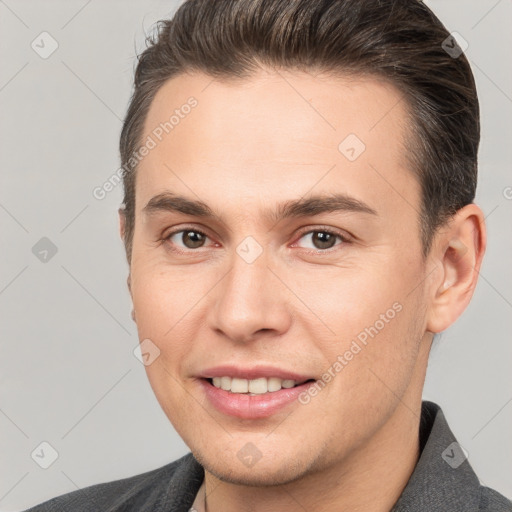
<box><xmin>204</xmin><ymin>376</ymin><xmax>316</xmax><ymax>396</ymax></box>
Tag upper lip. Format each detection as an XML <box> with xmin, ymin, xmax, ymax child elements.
<box><xmin>199</xmin><ymin>365</ymin><xmax>315</xmax><ymax>383</ymax></box>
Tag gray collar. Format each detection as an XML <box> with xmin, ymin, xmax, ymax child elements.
<box><xmin>391</xmin><ymin>401</ymin><xmax>481</xmax><ymax>511</ymax></box>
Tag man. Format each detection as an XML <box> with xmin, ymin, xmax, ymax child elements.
<box><xmin>24</xmin><ymin>0</ymin><xmax>511</xmax><ymax>510</ymax></box>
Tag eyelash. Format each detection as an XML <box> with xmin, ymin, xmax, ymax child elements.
<box><xmin>163</xmin><ymin>225</ymin><xmax>351</xmax><ymax>255</ymax></box>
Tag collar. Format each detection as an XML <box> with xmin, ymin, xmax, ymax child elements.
<box><xmin>391</xmin><ymin>401</ymin><xmax>481</xmax><ymax>511</ymax></box>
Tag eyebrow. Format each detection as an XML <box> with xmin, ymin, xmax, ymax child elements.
<box><xmin>142</xmin><ymin>192</ymin><xmax>377</xmax><ymax>225</ymax></box>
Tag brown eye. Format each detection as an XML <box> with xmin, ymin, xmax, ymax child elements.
<box><xmin>182</xmin><ymin>230</ymin><xmax>206</xmax><ymax>248</ymax></box>
<box><xmin>167</xmin><ymin>229</ymin><xmax>208</xmax><ymax>249</ymax></box>
<box><xmin>310</xmin><ymin>231</ymin><xmax>338</xmax><ymax>249</ymax></box>
<box><xmin>296</xmin><ymin>230</ymin><xmax>345</xmax><ymax>251</ymax></box>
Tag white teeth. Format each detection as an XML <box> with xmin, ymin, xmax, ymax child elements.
<box><xmin>231</xmin><ymin>378</ymin><xmax>249</xmax><ymax>393</ymax></box>
<box><xmin>267</xmin><ymin>377</ymin><xmax>282</xmax><ymax>392</ymax></box>
<box><xmin>210</xmin><ymin>377</ymin><xmax>303</xmax><ymax>394</ymax></box>
<box><xmin>248</xmin><ymin>377</ymin><xmax>267</xmax><ymax>394</ymax></box>
<box><xmin>220</xmin><ymin>376</ymin><xmax>232</xmax><ymax>391</ymax></box>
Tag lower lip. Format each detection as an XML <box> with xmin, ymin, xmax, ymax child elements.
<box><xmin>200</xmin><ymin>379</ymin><xmax>315</xmax><ymax>419</ymax></box>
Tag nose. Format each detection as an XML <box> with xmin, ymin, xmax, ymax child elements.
<box><xmin>207</xmin><ymin>246</ymin><xmax>292</xmax><ymax>344</ymax></box>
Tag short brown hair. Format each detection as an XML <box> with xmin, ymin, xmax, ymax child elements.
<box><xmin>119</xmin><ymin>0</ymin><xmax>479</xmax><ymax>262</ymax></box>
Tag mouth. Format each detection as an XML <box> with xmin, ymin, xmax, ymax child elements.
<box><xmin>199</xmin><ymin>376</ymin><xmax>317</xmax><ymax>419</ymax></box>
<box><xmin>203</xmin><ymin>376</ymin><xmax>316</xmax><ymax>396</ymax></box>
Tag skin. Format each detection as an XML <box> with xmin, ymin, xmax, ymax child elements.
<box><xmin>119</xmin><ymin>68</ymin><xmax>486</xmax><ymax>512</ymax></box>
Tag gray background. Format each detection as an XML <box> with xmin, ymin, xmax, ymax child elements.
<box><xmin>0</xmin><ymin>0</ymin><xmax>511</xmax><ymax>510</ymax></box>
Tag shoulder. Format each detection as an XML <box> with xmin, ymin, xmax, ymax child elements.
<box><xmin>392</xmin><ymin>402</ymin><xmax>512</xmax><ymax>512</ymax></box>
<box><xmin>479</xmin><ymin>486</ymin><xmax>512</xmax><ymax>512</ymax></box>
<box><xmin>22</xmin><ymin>452</ymin><xmax>204</xmax><ymax>512</ymax></box>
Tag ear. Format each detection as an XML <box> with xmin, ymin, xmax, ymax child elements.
<box><xmin>118</xmin><ymin>206</ymin><xmax>133</xmax><ymax>301</ymax></box>
<box><xmin>118</xmin><ymin>205</ymin><xmax>126</xmax><ymax>242</ymax></box>
<box><xmin>426</xmin><ymin>204</ymin><xmax>486</xmax><ymax>334</ymax></box>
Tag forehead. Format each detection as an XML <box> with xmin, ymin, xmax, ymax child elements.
<box><xmin>136</xmin><ymin>69</ymin><xmax>419</xmax><ymax>224</ymax></box>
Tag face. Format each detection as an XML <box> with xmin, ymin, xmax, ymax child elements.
<box><xmin>126</xmin><ymin>69</ymin><xmax>434</xmax><ymax>485</ymax></box>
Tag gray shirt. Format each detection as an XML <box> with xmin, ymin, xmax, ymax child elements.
<box><xmin>23</xmin><ymin>401</ymin><xmax>512</xmax><ymax>511</ymax></box>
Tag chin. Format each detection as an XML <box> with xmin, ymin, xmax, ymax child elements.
<box><xmin>194</xmin><ymin>449</ymin><xmax>315</xmax><ymax>487</ymax></box>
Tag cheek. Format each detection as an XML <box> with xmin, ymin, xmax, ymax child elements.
<box><xmin>290</xmin><ymin>257</ymin><xmax>414</xmax><ymax>335</ymax></box>
<box><xmin>129</xmin><ymin>269</ymin><xmax>201</xmax><ymax>401</ymax></box>
<box><xmin>292</xmin><ymin>256</ymin><xmax>425</xmax><ymax>388</ymax></box>
<box><xmin>130</xmin><ymin>256</ymin><xmax>207</xmax><ymax>337</ymax></box>
<box><xmin>130</xmin><ymin>265</ymin><xmax>199</xmax><ymax>421</ymax></box>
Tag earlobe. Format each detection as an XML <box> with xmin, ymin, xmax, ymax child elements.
<box><xmin>426</xmin><ymin>204</ymin><xmax>486</xmax><ymax>334</ymax></box>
